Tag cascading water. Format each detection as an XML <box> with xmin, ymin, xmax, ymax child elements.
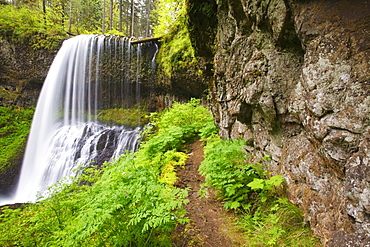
<box><xmin>0</xmin><ymin>35</ymin><xmax>155</xmax><ymax>205</ymax></box>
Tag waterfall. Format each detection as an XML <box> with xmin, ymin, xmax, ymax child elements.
<box><xmin>0</xmin><ymin>35</ymin><xmax>151</xmax><ymax>205</ymax></box>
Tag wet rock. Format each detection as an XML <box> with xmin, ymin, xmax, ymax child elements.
<box><xmin>0</xmin><ymin>38</ymin><xmax>58</xmax><ymax>107</ymax></box>
<box><xmin>0</xmin><ymin>146</ymin><xmax>25</xmax><ymax>196</ymax></box>
<box><xmin>189</xmin><ymin>0</ymin><xmax>370</xmax><ymax>245</ymax></box>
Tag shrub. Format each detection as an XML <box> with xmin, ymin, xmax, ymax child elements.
<box><xmin>199</xmin><ymin>138</ymin><xmax>262</xmax><ymax>209</ymax></box>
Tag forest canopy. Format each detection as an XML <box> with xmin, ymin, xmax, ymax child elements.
<box><xmin>0</xmin><ymin>0</ymin><xmax>184</xmax><ymax>48</ymax></box>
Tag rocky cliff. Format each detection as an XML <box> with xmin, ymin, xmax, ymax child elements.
<box><xmin>0</xmin><ymin>39</ymin><xmax>58</xmax><ymax>107</ymax></box>
<box><xmin>188</xmin><ymin>0</ymin><xmax>369</xmax><ymax>245</ymax></box>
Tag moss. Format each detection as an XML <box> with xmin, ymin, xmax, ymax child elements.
<box><xmin>156</xmin><ymin>9</ymin><xmax>198</xmax><ymax>79</ymax></box>
<box><xmin>0</xmin><ymin>87</ymin><xmax>19</xmax><ymax>103</ymax></box>
<box><xmin>0</xmin><ymin>106</ymin><xmax>34</xmax><ymax>171</ymax></box>
<box><xmin>97</xmin><ymin>107</ymin><xmax>149</xmax><ymax>127</ymax></box>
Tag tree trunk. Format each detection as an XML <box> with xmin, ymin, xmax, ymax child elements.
<box><xmin>145</xmin><ymin>0</ymin><xmax>150</xmax><ymax>37</ymax></box>
<box><xmin>61</xmin><ymin>0</ymin><xmax>66</xmax><ymax>29</ymax></box>
<box><xmin>68</xmin><ymin>0</ymin><xmax>72</xmax><ymax>33</ymax></box>
<box><xmin>119</xmin><ymin>0</ymin><xmax>123</xmax><ymax>32</ymax></box>
<box><xmin>109</xmin><ymin>0</ymin><xmax>113</xmax><ymax>31</ymax></box>
<box><xmin>130</xmin><ymin>0</ymin><xmax>134</xmax><ymax>37</ymax></box>
<box><xmin>102</xmin><ymin>0</ymin><xmax>106</xmax><ymax>34</ymax></box>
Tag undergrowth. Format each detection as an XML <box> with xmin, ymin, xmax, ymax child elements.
<box><xmin>0</xmin><ymin>99</ymin><xmax>319</xmax><ymax>246</ymax></box>
<box><xmin>0</xmin><ymin>98</ymin><xmax>217</xmax><ymax>246</ymax></box>
<box><xmin>0</xmin><ymin>106</ymin><xmax>34</xmax><ymax>171</ymax></box>
<box><xmin>200</xmin><ymin>136</ymin><xmax>321</xmax><ymax>246</ymax></box>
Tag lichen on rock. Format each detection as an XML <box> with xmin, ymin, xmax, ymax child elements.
<box><xmin>188</xmin><ymin>0</ymin><xmax>370</xmax><ymax>245</ymax></box>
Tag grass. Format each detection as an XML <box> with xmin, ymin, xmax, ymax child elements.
<box><xmin>236</xmin><ymin>197</ymin><xmax>321</xmax><ymax>246</ymax></box>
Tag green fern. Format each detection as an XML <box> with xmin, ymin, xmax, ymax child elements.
<box><xmin>0</xmin><ymin>99</ymin><xmax>214</xmax><ymax>246</ymax></box>
<box><xmin>199</xmin><ymin>138</ymin><xmax>263</xmax><ymax>209</ymax></box>
<box><xmin>199</xmin><ymin>137</ymin><xmax>320</xmax><ymax>246</ymax></box>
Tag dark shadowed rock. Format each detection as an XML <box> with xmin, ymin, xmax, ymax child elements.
<box><xmin>0</xmin><ymin>39</ymin><xmax>58</xmax><ymax>107</ymax></box>
<box><xmin>188</xmin><ymin>0</ymin><xmax>370</xmax><ymax>245</ymax></box>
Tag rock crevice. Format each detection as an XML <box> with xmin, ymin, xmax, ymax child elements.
<box><xmin>189</xmin><ymin>0</ymin><xmax>370</xmax><ymax>245</ymax></box>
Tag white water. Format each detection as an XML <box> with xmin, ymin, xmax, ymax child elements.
<box><xmin>0</xmin><ymin>35</ymin><xmax>145</xmax><ymax>205</ymax></box>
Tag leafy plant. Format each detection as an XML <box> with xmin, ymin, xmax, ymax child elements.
<box><xmin>199</xmin><ymin>137</ymin><xmax>320</xmax><ymax>246</ymax></box>
<box><xmin>0</xmin><ymin>99</ymin><xmax>217</xmax><ymax>246</ymax></box>
<box><xmin>141</xmin><ymin>98</ymin><xmax>216</xmax><ymax>157</ymax></box>
<box><xmin>199</xmin><ymin>138</ymin><xmax>265</xmax><ymax>210</ymax></box>
<box><xmin>158</xmin><ymin>150</ymin><xmax>188</xmax><ymax>185</ymax></box>
<box><xmin>238</xmin><ymin>197</ymin><xmax>320</xmax><ymax>246</ymax></box>
<box><xmin>247</xmin><ymin>174</ymin><xmax>284</xmax><ymax>203</ymax></box>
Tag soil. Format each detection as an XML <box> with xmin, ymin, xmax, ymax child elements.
<box><xmin>172</xmin><ymin>140</ymin><xmax>246</xmax><ymax>247</ymax></box>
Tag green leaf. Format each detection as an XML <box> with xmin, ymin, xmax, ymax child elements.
<box><xmin>247</xmin><ymin>178</ymin><xmax>265</xmax><ymax>190</ymax></box>
<box><xmin>266</xmin><ymin>175</ymin><xmax>284</xmax><ymax>187</ymax></box>
<box><xmin>230</xmin><ymin>201</ymin><xmax>241</xmax><ymax>209</ymax></box>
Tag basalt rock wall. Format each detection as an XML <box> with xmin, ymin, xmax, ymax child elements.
<box><xmin>0</xmin><ymin>39</ymin><xmax>58</xmax><ymax>107</ymax></box>
<box><xmin>188</xmin><ymin>0</ymin><xmax>370</xmax><ymax>245</ymax></box>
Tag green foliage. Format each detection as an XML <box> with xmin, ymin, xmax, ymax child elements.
<box><xmin>98</xmin><ymin>107</ymin><xmax>150</xmax><ymax>127</ymax></box>
<box><xmin>0</xmin><ymin>5</ymin><xmax>66</xmax><ymax>49</ymax></box>
<box><xmin>0</xmin><ymin>106</ymin><xmax>34</xmax><ymax>171</ymax></box>
<box><xmin>0</xmin><ymin>0</ymin><xmax>155</xmax><ymax>47</ymax></box>
<box><xmin>0</xmin><ymin>99</ymin><xmax>217</xmax><ymax>246</ymax></box>
<box><xmin>158</xmin><ymin>150</ymin><xmax>188</xmax><ymax>185</ymax></box>
<box><xmin>154</xmin><ymin>1</ymin><xmax>199</xmax><ymax>78</ymax></box>
<box><xmin>57</xmin><ymin>155</ymin><xmax>189</xmax><ymax>246</ymax></box>
<box><xmin>152</xmin><ymin>0</ymin><xmax>184</xmax><ymax>37</ymax></box>
<box><xmin>199</xmin><ymin>138</ymin><xmax>264</xmax><ymax>210</ymax></box>
<box><xmin>141</xmin><ymin>98</ymin><xmax>216</xmax><ymax>158</ymax></box>
<box><xmin>150</xmin><ymin>98</ymin><xmax>214</xmax><ymax>136</ymax></box>
<box><xmin>1</xmin><ymin>157</ymin><xmax>187</xmax><ymax>246</ymax></box>
<box><xmin>200</xmin><ymin>138</ymin><xmax>320</xmax><ymax>246</ymax></box>
<box><xmin>238</xmin><ymin>198</ymin><xmax>320</xmax><ymax>246</ymax></box>
<box><xmin>247</xmin><ymin>175</ymin><xmax>284</xmax><ymax>203</ymax></box>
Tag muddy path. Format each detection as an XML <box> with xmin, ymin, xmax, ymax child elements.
<box><xmin>172</xmin><ymin>140</ymin><xmax>246</xmax><ymax>246</ymax></box>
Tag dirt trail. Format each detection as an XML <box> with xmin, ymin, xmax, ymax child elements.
<box><xmin>172</xmin><ymin>140</ymin><xmax>246</xmax><ymax>247</ymax></box>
